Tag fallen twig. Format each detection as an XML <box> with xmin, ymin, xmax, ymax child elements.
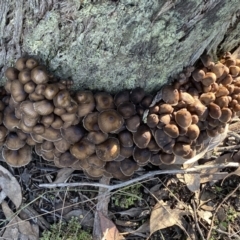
<box><xmin>39</xmin><ymin>162</ymin><xmax>240</xmax><ymax>191</ymax></box>
<box><xmin>215</xmin><ymin>145</ymin><xmax>240</xmax><ymax>152</ymax></box>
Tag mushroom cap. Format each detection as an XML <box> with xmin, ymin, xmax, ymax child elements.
<box><xmin>133</xmin><ymin>125</ymin><xmax>151</xmax><ymax>149</ymax></box>
<box><xmin>3</xmin><ymin>107</ymin><xmax>19</xmax><ymax>130</ymax></box>
<box><xmin>208</xmin><ymin>102</ymin><xmax>221</xmax><ymax>119</ymax></box>
<box><xmin>130</xmin><ymin>87</ymin><xmax>145</xmax><ymax>104</ymax></box>
<box><xmin>24</xmin><ymin>81</ymin><xmax>36</xmax><ymax>94</ymax></box>
<box><xmin>200</xmin><ymin>92</ymin><xmax>216</xmax><ymax>105</ymax></box>
<box><xmin>187</xmin><ymin>99</ymin><xmax>207</xmax><ymax>118</ymax></box>
<box><xmin>5</xmin><ymin>67</ymin><xmax>19</xmax><ymax>81</ymax></box>
<box><xmin>18</xmin><ymin>69</ymin><xmax>31</xmax><ymax>84</ymax></box>
<box><xmin>35</xmin><ymin>84</ymin><xmax>46</xmax><ymax>95</ymax></box>
<box><xmin>58</xmin><ymin>151</ymin><xmax>78</xmax><ymax>167</ymax></box>
<box><xmin>215</xmin><ymin>86</ymin><xmax>229</xmax><ymax>98</ymax></box>
<box><xmin>26</xmin><ymin>134</ymin><xmax>36</xmax><ymax>146</ymax></box>
<box><xmin>20</xmin><ymin>100</ymin><xmax>39</xmax><ymax>118</ymax></box>
<box><xmin>11</xmin><ymin>80</ymin><xmax>27</xmax><ymax>102</ymax></box>
<box><xmin>201</xmin><ymin>72</ymin><xmax>217</xmax><ymax>86</ymax></box>
<box><xmin>98</xmin><ymin>109</ymin><xmax>124</xmax><ymax>133</ymax></box>
<box><xmin>120</xmin><ymin>158</ymin><xmax>138</xmax><ymax>176</ymax></box>
<box><xmin>114</xmin><ymin>90</ymin><xmax>130</xmax><ymax>107</ymax></box>
<box><xmin>118</xmin><ymin>130</ymin><xmax>133</xmax><ymax>147</ymax></box>
<box><xmin>147</xmin><ymin>138</ymin><xmax>160</xmax><ymax>151</ymax></box>
<box><xmin>41</xmin><ymin>150</ymin><xmax>54</xmax><ymax>161</ymax></box>
<box><xmin>83</xmin><ymin>112</ymin><xmax>100</xmax><ymax>131</ymax></box>
<box><xmin>29</xmin><ymin>92</ymin><xmax>45</xmax><ymax>101</ymax></box>
<box><xmin>173</xmin><ymin>142</ymin><xmax>191</xmax><ymax>156</ymax></box>
<box><xmin>163</xmin><ymin>123</ymin><xmax>179</xmax><ymax>138</ymax></box>
<box><xmin>54</xmin><ymin>138</ymin><xmax>71</xmax><ymax>153</ymax></box>
<box><xmin>126</xmin><ymin>115</ymin><xmax>141</xmax><ymax>132</ymax></box>
<box><xmin>5</xmin><ymin>132</ymin><xmax>25</xmax><ymax>150</ymax></box>
<box><xmin>133</xmin><ymin>147</ymin><xmax>151</xmax><ymax>166</ymax></box>
<box><xmin>94</xmin><ymin>92</ymin><xmax>114</xmax><ymax>111</ymax></box>
<box><xmin>51</xmin><ymin>116</ymin><xmax>64</xmax><ymax>129</ymax></box>
<box><xmin>160</xmin><ymin>153</ymin><xmax>176</xmax><ymax>165</ymax></box>
<box><xmin>88</xmin><ymin>154</ymin><xmax>106</xmax><ymax>168</ymax></box>
<box><xmin>141</xmin><ymin>95</ymin><xmax>153</xmax><ymax>108</ymax></box>
<box><xmin>186</xmin><ymin>124</ymin><xmax>200</xmax><ymax>140</ymax></box>
<box><xmin>32</xmin><ymin>124</ymin><xmax>45</xmax><ymax>134</ymax></box>
<box><xmin>215</xmin><ymin>96</ymin><xmax>230</xmax><ymax>108</ymax></box>
<box><xmin>154</xmin><ymin>129</ymin><xmax>172</xmax><ymax>149</ymax></box>
<box><xmin>147</xmin><ymin>114</ymin><xmax>159</xmax><ymax>128</ymax></box>
<box><xmin>33</xmin><ymin>100</ymin><xmax>54</xmax><ymax>116</ymax></box>
<box><xmin>192</xmin><ymin>69</ymin><xmax>205</xmax><ymax>82</ymax></box>
<box><xmin>40</xmin><ymin>127</ymin><xmax>62</xmax><ymax>141</ymax></box>
<box><xmin>34</xmin><ymin>143</ymin><xmax>42</xmax><ymax>156</ymax></box>
<box><xmin>158</xmin><ymin>104</ymin><xmax>174</xmax><ymax>114</ymax></box>
<box><xmin>219</xmin><ymin>108</ymin><xmax>232</xmax><ymax>123</ymax></box>
<box><xmin>15</xmin><ymin>57</ymin><xmax>28</xmax><ymax>71</ymax></box>
<box><xmin>158</xmin><ymin>114</ymin><xmax>171</xmax><ymax>127</ymax></box>
<box><xmin>162</xmin><ymin>85</ymin><xmax>179</xmax><ymax>105</ymax></box>
<box><xmin>120</xmin><ymin>145</ymin><xmax>134</xmax><ymax>158</ymax></box>
<box><xmin>200</xmin><ymin>54</ymin><xmax>212</xmax><ymax>68</ymax></box>
<box><xmin>86</xmin><ymin>166</ymin><xmax>104</xmax><ymax>178</ymax></box>
<box><xmin>44</xmin><ymin>84</ymin><xmax>60</xmax><ymax>100</ymax></box>
<box><xmin>31</xmin><ymin>66</ymin><xmax>49</xmax><ymax>84</ymax></box>
<box><xmin>54</xmin><ymin>107</ymin><xmax>66</xmax><ymax>116</ymax></box>
<box><xmin>26</xmin><ymin>58</ymin><xmax>38</xmax><ymax>69</ymax></box>
<box><xmin>41</xmin><ymin>141</ymin><xmax>54</xmax><ymax>152</ymax></box>
<box><xmin>70</xmin><ymin>138</ymin><xmax>96</xmax><ymax>160</ymax></box>
<box><xmin>179</xmin><ymin>92</ymin><xmax>195</xmax><ymax>105</ymax></box>
<box><xmin>22</xmin><ymin>114</ymin><xmax>38</xmax><ymax>128</ymax></box>
<box><xmin>77</xmin><ymin>102</ymin><xmax>95</xmax><ymax>118</ymax></box>
<box><xmin>4</xmin><ymin>80</ymin><xmax>12</xmax><ymax>94</ymax></box>
<box><xmin>41</xmin><ymin>113</ymin><xmax>55</xmax><ymax>127</ymax></box>
<box><xmin>210</xmin><ymin>62</ymin><xmax>225</xmax><ymax>78</ymax></box>
<box><xmin>61</xmin><ymin>125</ymin><xmax>85</xmax><ymax>144</ymax></box>
<box><xmin>117</xmin><ymin>102</ymin><xmax>136</xmax><ymax>119</ymax></box>
<box><xmin>53</xmin><ymin>90</ymin><xmax>71</xmax><ymax>108</ymax></box>
<box><xmin>96</xmin><ymin>138</ymin><xmax>120</xmax><ymax>161</ymax></box>
<box><xmin>19</xmin><ymin>120</ymin><xmax>33</xmax><ymax>133</ymax></box>
<box><xmin>86</xmin><ymin>131</ymin><xmax>108</xmax><ymax>145</ymax></box>
<box><xmin>104</xmin><ymin>161</ymin><xmax>130</xmax><ymax>180</ymax></box>
<box><xmin>175</xmin><ymin>109</ymin><xmax>192</xmax><ymax>128</ymax></box>
<box><xmin>3</xmin><ymin>145</ymin><xmax>32</xmax><ymax>167</ymax></box>
<box><xmin>150</xmin><ymin>154</ymin><xmax>162</xmax><ymax>166</ymax></box>
<box><xmin>75</xmin><ymin>90</ymin><xmax>94</xmax><ymax>104</ymax></box>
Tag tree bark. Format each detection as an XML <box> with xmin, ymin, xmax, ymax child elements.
<box><xmin>0</xmin><ymin>0</ymin><xmax>240</xmax><ymax>92</ymax></box>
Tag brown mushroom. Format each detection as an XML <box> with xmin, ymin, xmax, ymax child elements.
<box><xmin>186</xmin><ymin>124</ymin><xmax>200</xmax><ymax>140</ymax></box>
<box><xmin>33</xmin><ymin>100</ymin><xmax>54</xmax><ymax>115</ymax></box>
<box><xmin>175</xmin><ymin>109</ymin><xmax>192</xmax><ymax>128</ymax></box>
<box><xmin>54</xmin><ymin>138</ymin><xmax>71</xmax><ymax>153</ymax></box>
<box><xmin>117</xmin><ymin>102</ymin><xmax>136</xmax><ymax>119</ymax></box>
<box><xmin>147</xmin><ymin>114</ymin><xmax>159</xmax><ymax>128</ymax></box>
<box><xmin>160</xmin><ymin>153</ymin><xmax>176</xmax><ymax>165</ymax></box>
<box><xmin>94</xmin><ymin>92</ymin><xmax>114</xmax><ymax>111</ymax></box>
<box><xmin>192</xmin><ymin>69</ymin><xmax>205</xmax><ymax>82</ymax></box>
<box><xmin>29</xmin><ymin>92</ymin><xmax>45</xmax><ymax>101</ymax></box>
<box><xmin>40</xmin><ymin>127</ymin><xmax>62</xmax><ymax>141</ymax></box>
<box><xmin>120</xmin><ymin>145</ymin><xmax>134</xmax><ymax>158</ymax></box>
<box><xmin>51</xmin><ymin>116</ymin><xmax>64</xmax><ymax>129</ymax></box>
<box><xmin>26</xmin><ymin>58</ymin><xmax>38</xmax><ymax>69</ymax></box>
<box><xmin>200</xmin><ymin>92</ymin><xmax>216</xmax><ymax>105</ymax></box>
<box><xmin>141</xmin><ymin>95</ymin><xmax>153</xmax><ymax>108</ymax></box>
<box><xmin>120</xmin><ymin>158</ymin><xmax>138</xmax><ymax>176</ymax></box>
<box><xmin>83</xmin><ymin>112</ymin><xmax>99</xmax><ymax>131</ymax></box>
<box><xmin>0</xmin><ymin>126</ymin><xmax>8</xmax><ymax>142</ymax></box>
<box><xmin>3</xmin><ymin>145</ymin><xmax>32</xmax><ymax>167</ymax></box>
<box><xmin>15</xmin><ymin>57</ymin><xmax>28</xmax><ymax>71</ymax></box>
<box><xmin>126</xmin><ymin>115</ymin><xmax>141</xmax><ymax>132</ymax></box>
<box><xmin>88</xmin><ymin>154</ymin><xmax>106</xmax><ymax>168</ymax></box>
<box><xmin>130</xmin><ymin>87</ymin><xmax>145</xmax><ymax>104</ymax></box>
<box><xmin>133</xmin><ymin>147</ymin><xmax>151</xmax><ymax>166</ymax></box>
<box><xmin>118</xmin><ymin>130</ymin><xmax>133</xmax><ymax>147</ymax></box>
<box><xmin>33</xmin><ymin>124</ymin><xmax>45</xmax><ymax>134</ymax></box>
<box><xmin>5</xmin><ymin>132</ymin><xmax>25</xmax><ymax>150</ymax></box>
<box><xmin>31</xmin><ymin>66</ymin><xmax>49</xmax><ymax>84</ymax></box>
<box><xmin>114</xmin><ymin>90</ymin><xmax>130</xmax><ymax>107</ymax></box>
<box><xmin>75</xmin><ymin>91</ymin><xmax>95</xmax><ymax>117</ymax></box>
<box><xmin>18</xmin><ymin>69</ymin><xmax>31</xmax><ymax>84</ymax></box>
<box><xmin>20</xmin><ymin>100</ymin><xmax>39</xmax><ymax>118</ymax></box>
<box><xmin>53</xmin><ymin>90</ymin><xmax>71</xmax><ymax>108</ymax></box>
<box><xmin>22</xmin><ymin>114</ymin><xmax>38</xmax><ymax>128</ymax></box>
<box><xmin>58</xmin><ymin>151</ymin><xmax>78</xmax><ymax>168</ymax></box>
<box><xmin>85</xmin><ymin>129</ymin><xmax>108</xmax><ymax>144</ymax></box>
<box><xmin>41</xmin><ymin>151</ymin><xmax>55</xmax><ymax>161</ymax></box>
<box><xmin>201</xmin><ymin>72</ymin><xmax>217</xmax><ymax>86</ymax></box>
<box><xmin>163</xmin><ymin>123</ymin><xmax>179</xmax><ymax>138</ymax></box>
<box><xmin>210</xmin><ymin>62</ymin><xmax>225</xmax><ymax>78</ymax></box>
<box><xmin>70</xmin><ymin>138</ymin><xmax>96</xmax><ymax>160</ymax></box>
<box><xmin>41</xmin><ymin>141</ymin><xmax>54</xmax><ymax>152</ymax></box>
<box><xmin>24</xmin><ymin>81</ymin><xmax>36</xmax><ymax>94</ymax></box>
<box><xmin>208</xmin><ymin>102</ymin><xmax>221</xmax><ymax>119</ymax></box>
<box><xmin>44</xmin><ymin>84</ymin><xmax>60</xmax><ymax>100</ymax></box>
<box><xmin>162</xmin><ymin>85</ymin><xmax>179</xmax><ymax>105</ymax></box>
<box><xmin>3</xmin><ymin>107</ymin><xmax>19</xmax><ymax>130</ymax></box>
<box><xmin>96</xmin><ymin>138</ymin><xmax>120</xmax><ymax>161</ymax></box>
<box><xmin>154</xmin><ymin>129</ymin><xmax>172</xmax><ymax>149</ymax></box>
<box><xmin>41</xmin><ymin>113</ymin><xmax>55</xmax><ymax>127</ymax></box>
<box><xmin>173</xmin><ymin>142</ymin><xmax>191</xmax><ymax>156</ymax></box>
<box><xmin>133</xmin><ymin>125</ymin><xmax>151</xmax><ymax>149</ymax></box>
<box><xmin>5</xmin><ymin>67</ymin><xmax>19</xmax><ymax>81</ymax></box>
<box><xmin>219</xmin><ymin>108</ymin><xmax>232</xmax><ymax>123</ymax></box>
<box><xmin>150</xmin><ymin>154</ymin><xmax>162</xmax><ymax>166</ymax></box>
<box><xmin>98</xmin><ymin>109</ymin><xmax>124</xmax><ymax>133</ymax></box>
<box><xmin>61</xmin><ymin>125</ymin><xmax>85</xmax><ymax>144</ymax></box>
<box><xmin>11</xmin><ymin>80</ymin><xmax>27</xmax><ymax>102</ymax></box>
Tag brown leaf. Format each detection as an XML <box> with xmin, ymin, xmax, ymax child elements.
<box><xmin>1</xmin><ymin>201</ymin><xmax>39</xmax><ymax>240</ymax></box>
<box><xmin>98</xmin><ymin>211</ymin><xmax>124</xmax><ymax>240</ymax></box>
<box><xmin>197</xmin><ymin>209</ymin><xmax>212</xmax><ymax>225</ymax></box>
<box><xmin>184</xmin><ymin>173</ymin><xmax>200</xmax><ymax>192</ymax></box>
<box><xmin>0</xmin><ymin>165</ymin><xmax>22</xmax><ymax>208</ymax></box>
<box><xmin>150</xmin><ymin>201</ymin><xmax>188</xmax><ymax>235</ymax></box>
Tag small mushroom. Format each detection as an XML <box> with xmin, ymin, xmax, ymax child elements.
<box><xmin>120</xmin><ymin>145</ymin><xmax>134</xmax><ymax>158</ymax></box>
<box><xmin>41</xmin><ymin>141</ymin><xmax>54</xmax><ymax>152</ymax></box>
<box><xmin>24</xmin><ymin>81</ymin><xmax>36</xmax><ymax>94</ymax></box>
<box><xmin>3</xmin><ymin>145</ymin><xmax>32</xmax><ymax>167</ymax></box>
<box><xmin>133</xmin><ymin>147</ymin><xmax>151</xmax><ymax>166</ymax></box>
<box><xmin>186</xmin><ymin>124</ymin><xmax>200</xmax><ymax>140</ymax></box>
<box><xmin>158</xmin><ymin>104</ymin><xmax>173</xmax><ymax>114</ymax></box>
<box><xmin>163</xmin><ymin>123</ymin><xmax>179</xmax><ymax>138</ymax></box>
<box><xmin>94</xmin><ymin>92</ymin><xmax>114</xmax><ymax>111</ymax></box>
<box><xmin>53</xmin><ymin>90</ymin><xmax>71</xmax><ymax>108</ymax></box>
<box><xmin>130</xmin><ymin>87</ymin><xmax>145</xmax><ymax>104</ymax></box>
<box><xmin>41</xmin><ymin>113</ymin><xmax>55</xmax><ymax>127</ymax></box>
<box><xmin>98</xmin><ymin>109</ymin><xmax>124</xmax><ymax>133</ymax></box>
<box><xmin>215</xmin><ymin>85</ymin><xmax>229</xmax><ymax>98</ymax></box>
<box><xmin>83</xmin><ymin>112</ymin><xmax>99</xmax><ymax>131</ymax></box>
<box><xmin>201</xmin><ymin>72</ymin><xmax>217</xmax><ymax>86</ymax></box>
<box><xmin>15</xmin><ymin>57</ymin><xmax>28</xmax><ymax>71</ymax></box>
<box><xmin>175</xmin><ymin>109</ymin><xmax>192</xmax><ymax>128</ymax></box>
<box><xmin>173</xmin><ymin>142</ymin><xmax>191</xmax><ymax>157</ymax></box>
<box><xmin>210</xmin><ymin>62</ymin><xmax>225</xmax><ymax>78</ymax></box>
<box><xmin>26</xmin><ymin>58</ymin><xmax>38</xmax><ymax>69</ymax></box>
<box><xmin>150</xmin><ymin>154</ymin><xmax>162</xmax><ymax>166</ymax></box>
<box><xmin>133</xmin><ymin>125</ymin><xmax>151</xmax><ymax>149</ymax></box>
<box><xmin>0</xmin><ymin>126</ymin><xmax>8</xmax><ymax>142</ymax></box>
<box><xmin>5</xmin><ymin>132</ymin><xmax>25</xmax><ymax>150</ymax></box>
<box><xmin>118</xmin><ymin>130</ymin><xmax>133</xmax><ymax>147</ymax></box>
<box><xmin>44</xmin><ymin>84</ymin><xmax>60</xmax><ymax>100</ymax></box>
<box><xmin>29</xmin><ymin>92</ymin><xmax>45</xmax><ymax>101</ymax></box>
<box><xmin>31</xmin><ymin>66</ymin><xmax>49</xmax><ymax>84</ymax></box>
<box><xmin>11</xmin><ymin>80</ymin><xmax>27</xmax><ymax>102</ymax></box>
<box><xmin>42</xmin><ymin>151</ymin><xmax>55</xmax><ymax>161</ymax></box>
<box><xmin>33</xmin><ymin>100</ymin><xmax>54</xmax><ymax>115</ymax></box>
<box><xmin>219</xmin><ymin>108</ymin><xmax>232</xmax><ymax>123</ymax></box>
<box><xmin>20</xmin><ymin>100</ymin><xmax>39</xmax><ymax>118</ymax></box>
<box><xmin>96</xmin><ymin>138</ymin><xmax>120</xmax><ymax>161</ymax></box>
<box><xmin>86</xmin><ymin>131</ymin><xmax>108</xmax><ymax>145</ymax></box>
<box><xmin>51</xmin><ymin>116</ymin><xmax>64</xmax><ymax>129</ymax></box>
<box><xmin>191</xmin><ymin>69</ymin><xmax>205</xmax><ymax>82</ymax></box>
<box><xmin>120</xmin><ymin>159</ymin><xmax>138</xmax><ymax>176</ymax></box>
<box><xmin>40</xmin><ymin>127</ymin><xmax>62</xmax><ymax>142</ymax></box>
<box><xmin>147</xmin><ymin>114</ymin><xmax>159</xmax><ymax>128</ymax></box>
<box><xmin>70</xmin><ymin>138</ymin><xmax>96</xmax><ymax>160</ymax></box>
<box><xmin>208</xmin><ymin>102</ymin><xmax>221</xmax><ymax>119</ymax></box>
<box><xmin>61</xmin><ymin>125</ymin><xmax>85</xmax><ymax>144</ymax></box>
<box><xmin>141</xmin><ymin>95</ymin><xmax>153</xmax><ymax>108</ymax></box>
<box><xmin>162</xmin><ymin>85</ymin><xmax>179</xmax><ymax>105</ymax></box>
<box><xmin>126</xmin><ymin>115</ymin><xmax>141</xmax><ymax>132</ymax></box>
<box><xmin>22</xmin><ymin>114</ymin><xmax>38</xmax><ymax>128</ymax></box>
<box><xmin>179</xmin><ymin>92</ymin><xmax>195</xmax><ymax>105</ymax></box>
<box><xmin>200</xmin><ymin>92</ymin><xmax>216</xmax><ymax>105</ymax></box>
<box><xmin>33</xmin><ymin>124</ymin><xmax>45</xmax><ymax>134</ymax></box>
<box><xmin>88</xmin><ymin>154</ymin><xmax>106</xmax><ymax>168</ymax></box>
<box><xmin>117</xmin><ymin>102</ymin><xmax>136</xmax><ymax>119</ymax></box>
<box><xmin>5</xmin><ymin>67</ymin><xmax>19</xmax><ymax>81</ymax></box>
<box><xmin>154</xmin><ymin>129</ymin><xmax>172</xmax><ymax>149</ymax></box>
<box><xmin>58</xmin><ymin>151</ymin><xmax>78</xmax><ymax>167</ymax></box>
<box><xmin>18</xmin><ymin>69</ymin><xmax>31</xmax><ymax>84</ymax></box>
<box><xmin>114</xmin><ymin>90</ymin><xmax>130</xmax><ymax>107</ymax></box>
<box><xmin>160</xmin><ymin>153</ymin><xmax>176</xmax><ymax>165</ymax></box>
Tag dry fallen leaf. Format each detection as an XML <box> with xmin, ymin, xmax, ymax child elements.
<box><xmin>53</xmin><ymin>167</ymin><xmax>74</xmax><ymax>184</ymax></box>
<box><xmin>1</xmin><ymin>201</ymin><xmax>39</xmax><ymax>240</ymax></box>
<box><xmin>0</xmin><ymin>165</ymin><xmax>22</xmax><ymax>208</ymax></box>
<box><xmin>150</xmin><ymin>201</ymin><xmax>189</xmax><ymax>236</ymax></box>
<box><xmin>184</xmin><ymin>173</ymin><xmax>201</xmax><ymax>192</ymax></box>
<box><xmin>197</xmin><ymin>209</ymin><xmax>212</xmax><ymax>225</ymax></box>
<box><xmin>98</xmin><ymin>211</ymin><xmax>124</xmax><ymax>240</ymax></box>
<box><xmin>221</xmin><ymin>166</ymin><xmax>240</xmax><ymax>184</ymax></box>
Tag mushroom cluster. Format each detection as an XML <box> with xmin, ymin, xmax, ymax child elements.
<box><xmin>1</xmin><ymin>53</ymin><xmax>239</xmax><ymax>180</ymax></box>
<box><xmin>147</xmin><ymin>52</ymin><xmax>240</xmax><ymax>165</ymax></box>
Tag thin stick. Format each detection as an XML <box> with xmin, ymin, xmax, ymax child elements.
<box><xmin>39</xmin><ymin>162</ymin><xmax>240</xmax><ymax>191</ymax></box>
<box><xmin>215</xmin><ymin>145</ymin><xmax>240</xmax><ymax>152</ymax></box>
<box><xmin>206</xmin><ymin>183</ymin><xmax>240</xmax><ymax>240</ymax></box>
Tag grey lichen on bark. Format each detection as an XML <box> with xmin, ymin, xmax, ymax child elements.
<box><xmin>0</xmin><ymin>0</ymin><xmax>240</xmax><ymax>92</ymax></box>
